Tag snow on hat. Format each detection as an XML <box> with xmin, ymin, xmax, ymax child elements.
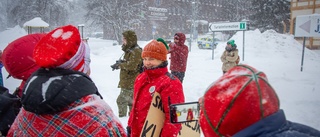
<box><xmin>3</xmin><ymin>33</ymin><xmax>45</xmax><ymax>81</ymax></box>
<box><xmin>142</xmin><ymin>40</ymin><xmax>167</xmax><ymax>61</ymax></box>
<box><xmin>199</xmin><ymin>64</ymin><xmax>280</xmax><ymax>137</ymax></box>
<box><xmin>33</xmin><ymin>25</ymin><xmax>90</xmax><ymax>74</ymax></box>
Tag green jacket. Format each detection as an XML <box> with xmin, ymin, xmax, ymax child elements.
<box><xmin>118</xmin><ymin>31</ymin><xmax>142</xmax><ymax>89</ymax></box>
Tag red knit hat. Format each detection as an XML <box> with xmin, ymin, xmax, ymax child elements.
<box><xmin>199</xmin><ymin>64</ymin><xmax>280</xmax><ymax>137</ymax></box>
<box><xmin>33</xmin><ymin>25</ymin><xmax>90</xmax><ymax>73</ymax></box>
<box><xmin>3</xmin><ymin>33</ymin><xmax>45</xmax><ymax>81</ymax></box>
<box><xmin>142</xmin><ymin>40</ymin><xmax>167</xmax><ymax>61</ymax></box>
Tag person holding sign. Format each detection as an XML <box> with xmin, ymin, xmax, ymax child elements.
<box><xmin>199</xmin><ymin>64</ymin><xmax>320</xmax><ymax>137</ymax></box>
<box><xmin>128</xmin><ymin>40</ymin><xmax>185</xmax><ymax>137</ymax></box>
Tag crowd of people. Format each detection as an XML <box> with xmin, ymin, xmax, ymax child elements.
<box><xmin>0</xmin><ymin>24</ymin><xmax>319</xmax><ymax>137</ymax></box>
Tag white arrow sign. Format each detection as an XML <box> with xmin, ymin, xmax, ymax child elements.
<box><xmin>295</xmin><ymin>14</ymin><xmax>320</xmax><ymax>37</ymax></box>
<box><xmin>209</xmin><ymin>22</ymin><xmax>247</xmax><ymax>31</ymax></box>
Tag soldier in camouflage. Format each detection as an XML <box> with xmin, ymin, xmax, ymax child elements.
<box><xmin>115</xmin><ymin>30</ymin><xmax>142</xmax><ymax>117</ymax></box>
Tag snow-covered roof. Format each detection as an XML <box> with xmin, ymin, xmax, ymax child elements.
<box><xmin>196</xmin><ymin>20</ymin><xmax>208</xmax><ymax>25</ymax></box>
<box><xmin>23</xmin><ymin>17</ymin><xmax>49</xmax><ymax>27</ymax></box>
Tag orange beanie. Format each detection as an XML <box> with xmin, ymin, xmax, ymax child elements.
<box><xmin>142</xmin><ymin>40</ymin><xmax>167</xmax><ymax>61</ymax></box>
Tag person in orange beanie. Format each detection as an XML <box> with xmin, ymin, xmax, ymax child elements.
<box><xmin>127</xmin><ymin>40</ymin><xmax>185</xmax><ymax>137</ymax></box>
<box><xmin>7</xmin><ymin>25</ymin><xmax>126</xmax><ymax>137</ymax></box>
<box><xmin>199</xmin><ymin>64</ymin><xmax>320</xmax><ymax>137</ymax></box>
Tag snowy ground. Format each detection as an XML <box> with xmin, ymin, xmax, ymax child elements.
<box><xmin>1</xmin><ymin>27</ymin><xmax>320</xmax><ymax>135</ymax></box>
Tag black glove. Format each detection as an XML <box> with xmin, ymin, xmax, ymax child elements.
<box><xmin>110</xmin><ymin>63</ymin><xmax>120</xmax><ymax>71</ymax></box>
<box><xmin>127</xmin><ymin>126</ymin><xmax>131</xmax><ymax>137</ymax></box>
<box><xmin>111</xmin><ymin>59</ymin><xmax>124</xmax><ymax>71</ymax></box>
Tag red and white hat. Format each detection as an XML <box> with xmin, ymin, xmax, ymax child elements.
<box><xmin>199</xmin><ymin>64</ymin><xmax>280</xmax><ymax>137</ymax></box>
<box><xmin>33</xmin><ymin>25</ymin><xmax>90</xmax><ymax>74</ymax></box>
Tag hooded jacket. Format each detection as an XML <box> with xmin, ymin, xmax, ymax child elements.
<box><xmin>234</xmin><ymin>110</ymin><xmax>320</xmax><ymax>137</ymax></box>
<box><xmin>169</xmin><ymin>33</ymin><xmax>189</xmax><ymax>72</ymax></box>
<box><xmin>128</xmin><ymin>62</ymin><xmax>185</xmax><ymax>137</ymax></box>
<box><xmin>118</xmin><ymin>30</ymin><xmax>142</xmax><ymax>89</ymax></box>
<box><xmin>7</xmin><ymin>68</ymin><xmax>127</xmax><ymax>137</ymax></box>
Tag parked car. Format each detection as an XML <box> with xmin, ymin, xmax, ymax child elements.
<box><xmin>197</xmin><ymin>37</ymin><xmax>219</xmax><ymax>49</ymax></box>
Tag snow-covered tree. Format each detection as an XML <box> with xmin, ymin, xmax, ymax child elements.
<box><xmin>85</xmin><ymin>0</ymin><xmax>146</xmax><ymax>43</ymax></box>
<box><xmin>6</xmin><ymin>0</ymin><xmax>72</xmax><ymax>29</ymax></box>
<box><xmin>0</xmin><ymin>0</ymin><xmax>7</xmax><ymax>31</ymax></box>
<box><xmin>249</xmin><ymin>0</ymin><xmax>290</xmax><ymax>32</ymax></box>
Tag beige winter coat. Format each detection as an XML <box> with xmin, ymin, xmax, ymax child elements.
<box><xmin>220</xmin><ymin>49</ymin><xmax>239</xmax><ymax>72</ymax></box>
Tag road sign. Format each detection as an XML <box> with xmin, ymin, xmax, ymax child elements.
<box><xmin>295</xmin><ymin>14</ymin><xmax>320</xmax><ymax>37</ymax></box>
<box><xmin>209</xmin><ymin>22</ymin><xmax>247</xmax><ymax>31</ymax></box>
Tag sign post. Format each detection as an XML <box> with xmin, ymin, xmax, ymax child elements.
<box><xmin>152</xmin><ymin>26</ymin><xmax>156</xmax><ymax>39</ymax></box>
<box><xmin>209</xmin><ymin>22</ymin><xmax>247</xmax><ymax>60</ymax></box>
<box><xmin>294</xmin><ymin>14</ymin><xmax>320</xmax><ymax>71</ymax></box>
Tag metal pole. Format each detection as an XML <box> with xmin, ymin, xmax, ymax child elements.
<box><xmin>242</xmin><ymin>31</ymin><xmax>245</xmax><ymax>61</ymax></box>
<box><xmin>301</xmin><ymin>37</ymin><xmax>306</xmax><ymax>71</ymax></box>
<box><xmin>212</xmin><ymin>31</ymin><xmax>215</xmax><ymax>60</ymax></box>
<box><xmin>189</xmin><ymin>24</ymin><xmax>192</xmax><ymax>52</ymax></box>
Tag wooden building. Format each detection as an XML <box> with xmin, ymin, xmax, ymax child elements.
<box><xmin>290</xmin><ymin>0</ymin><xmax>320</xmax><ymax>49</ymax></box>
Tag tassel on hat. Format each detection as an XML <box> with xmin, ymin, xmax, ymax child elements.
<box><xmin>227</xmin><ymin>39</ymin><xmax>236</xmax><ymax>47</ymax></box>
<box><xmin>142</xmin><ymin>40</ymin><xmax>167</xmax><ymax>61</ymax></box>
<box><xmin>33</xmin><ymin>25</ymin><xmax>90</xmax><ymax>74</ymax></box>
<box><xmin>156</xmin><ymin>38</ymin><xmax>169</xmax><ymax>50</ymax></box>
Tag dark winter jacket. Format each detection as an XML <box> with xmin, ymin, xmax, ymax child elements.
<box><xmin>128</xmin><ymin>62</ymin><xmax>185</xmax><ymax>137</ymax></box>
<box><xmin>233</xmin><ymin>110</ymin><xmax>320</xmax><ymax>137</ymax></box>
<box><xmin>8</xmin><ymin>68</ymin><xmax>127</xmax><ymax>137</ymax></box>
<box><xmin>169</xmin><ymin>33</ymin><xmax>189</xmax><ymax>72</ymax></box>
<box><xmin>0</xmin><ymin>86</ymin><xmax>21</xmax><ymax>136</ymax></box>
<box><xmin>118</xmin><ymin>30</ymin><xmax>142</xmax><ymax>89</ymax></box>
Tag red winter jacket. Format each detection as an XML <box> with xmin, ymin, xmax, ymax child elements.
<box><xmin>128</xmin><ymin>65</ymin><xmax>185</xmax><ymax>137</ymax></box>
<box><xmin>169</xmin><ymin>33</ymin><xmax>189</xmax><ymax>72</ymax></box>
<box><xmin>8</xmin><ymin>95</ymin><xmax>127</xmax><ymax>137</ymax></box>
<box><xmin>7</xmin><ymin>68</ymin><xmax>127</xmax><ymax>137</ymax></box>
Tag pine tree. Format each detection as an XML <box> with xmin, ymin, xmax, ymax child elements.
<box><xmin>249</xmin><ymin>0</ymin><xmax>290</xmax><ymax>32</ymax></box>
<box><xmin>6</xmin><ymin>0</ymin><xmax>72</xmax><ymax>29</ymax></box>
<box><xmin>85</xmin><ymin>0</ymin><xmax>146</xmax><ymax>43</ymax></box>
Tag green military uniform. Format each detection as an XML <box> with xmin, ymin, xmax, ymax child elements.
<box><xmin>117</xmin><ymin>30</ymin><xmax>142</xmax><ymax>117</ymax></box>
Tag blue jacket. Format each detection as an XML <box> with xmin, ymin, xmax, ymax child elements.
<box><xmin>234</xmin><ymin>110</ymin><xmax>320</xmax><ymax>137</ymax></box>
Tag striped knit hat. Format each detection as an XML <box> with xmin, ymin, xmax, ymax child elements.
<box><xmin>33</xmin><ymin>25</ymin><xmax>90</xmax><ymax>74</ymax></box>
<box><xmin>200</xmin><ymin>64</ymin><xmax>280</xmax><ymax>137</ymax></box>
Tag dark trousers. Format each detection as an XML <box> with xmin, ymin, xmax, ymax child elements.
<box><xmin>171</xmin><ymin>71</ymin><xmax>185</xmax><ymax>83</ymax></box>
